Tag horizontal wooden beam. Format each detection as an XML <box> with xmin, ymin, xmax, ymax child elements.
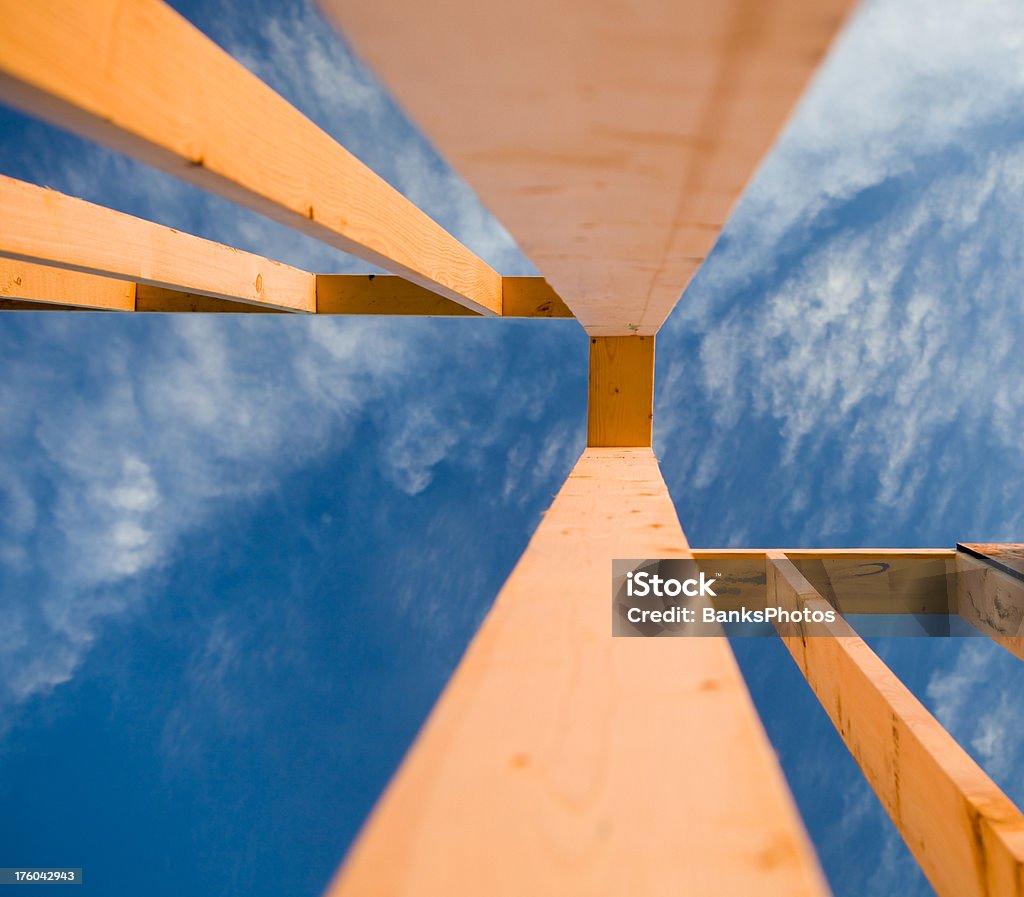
<box><xmin>0</xmin><ymin>256</ymin><xmax>135</xmax><ymax>310</ymax></box>
<box><xmin>768</xmin><ymin>552</ymin><xmax>1024</xmax><ymax>897</ymax></box>
<box><xmin>0</xmin><ymin>0</ymin><xmax>501</xmax><ymax>316</ymax></box>
<box><xmin>587</xmin><ymin>336</ymin><xmax>655</xmax><ymax>446</ymax></box>
<box><xmin>0</xmin><ymin>177</ymin><xmax>316</xmax><ymax>311</ymax></box>
<box><xmin>0</xmin><ymin>256</ymin><xmax>569</xmax><ymax>318</ymax></box>
<box><xmin>326</xmin><ymin>449</ymin><xmax>830</xmax><ymax>897</ymax></box>
<box><xmin>317</xmin><ymin>275</ymin><xmax>572</xmax><ymax>317</ymax></box>
<box><xmin>690</xmin><ymin>549</ymin><xmax>956</xmax><ymax>559</ymax></box>
<box><xmin>324</xmin><ymin>0</ymin><xmax>856</xmax><ymax>334</ymax></box>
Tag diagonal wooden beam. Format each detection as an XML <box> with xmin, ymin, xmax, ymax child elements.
<box><xmin>325</xmin><ymin>449</ymin><xmax>831</xmax><ymax>897</ymax></box>
<box><xmin>0</xmin><ymin>0</ymin><xmax>501</xmax><ymax>316</ymax></box>
<box><xmin>0</xmin><ymin>177</ymin><xmax>316</xmax><ymax>312</ymax></box>
<box><xmin>767</xmin><ymin>552</ymin><xmax>1024</xmax><ymax>897</ymax></box>
<box><xmin>322</xmin><ymin>0</ymin><xmax>857</xmax><ymax>335</ymax></box>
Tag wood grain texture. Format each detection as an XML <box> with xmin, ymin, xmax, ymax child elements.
<box><xmin>0</xmin><ymin>258</ymin><xmax>135</xmax><ymax>310</ymax></box>
<box><xmin>768</xmin><ymin>553</ymin><xmax>1024</xmax><ymax>897</ymax></box>
<box><xmin>322</xmin><ymin>0</ymin><xmax>856</xmax><ymax>334</ymax></box>
<box><xmin>0</xmin><ymin>176</ymin><xmax>316</xmax><ymax>311</ymax></box>
<box><xmin>0</xmin><ymin>259</ymin><xmax>569</xmax><ymax>318</ymax></box>
<box><xmin>956</xmin><ymin>552</ymin><xmax>1024</xmax><ymax>662</ymax></box>
<box><xmin>135</xmin><ymin>286</ymin><xmax>280</xmax><ymax>313</ymax></box>
<box><xmin>325</xmin><ymin>449</ymin><xmax>831</xmax><ymax>897</ymax></box>
<box><xmin>587</xmin><ymin>337</ymin><xmax>654</xmax><ymax>447</ymax></box>
<box><xmin>0</xmin><ymin>0</ymin><xmax>501</xmax><ymax>316</ymax></box>
<box><xmin>317</xmin><ymin>275</ymin><xmax>572</xmax><ymax>317</ymax></box>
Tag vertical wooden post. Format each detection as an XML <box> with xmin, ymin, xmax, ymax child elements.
<box><xmin>325</xmin><ymin>450</ymin><xmax>830</xmax><ymax>896</ymax></box>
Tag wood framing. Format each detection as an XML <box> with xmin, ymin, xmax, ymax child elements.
<box><xmin>0</xmin><ymin>0</ymin><xmax>501</xmax><ymax>316</ymax></box>
<box><xmin>956</xmin><ymin>550</ymin><xmax>1024</xmax><ymax>662</ymax></box>
<box><xmin>0</xmin><ymin>176</ymin><xmax>316</xmax><ymax>312</ymax></box>
<box><xmin>0</xmin><ymin>254</ymin><xmax>569</xmax><ymax>319</ymax></box>
<box><xmin>323</xmin><ymin>0</ymin><xmax>856</xmax><ymax>335</ymax></box>
<box><xmin>326</xmin><ymin>450</ymin><xmax>830</xmax><ymax>897</ymax></box>
<box><xmin>0</xmin><ymin>257</ymin><xmax>135</xmax><ymax>311</ymax></box>
<box><xmin>587</xmin><ymin>337</ymin><xmax>655</xmax><ymax>447</ymax></box>
<box><xmin>767</xmin><ymin>552</ymin><xmax>1024</xmax><ymax>897</ymax></box>
<box><xmin>317</xmin><ymin>275</ymin><xmax>572</xmax><ymax>317</ymax></box>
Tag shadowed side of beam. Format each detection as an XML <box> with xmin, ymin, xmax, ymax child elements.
<box><xmin>0</xmin><ymin>0</ymin><xmax>501</xmax><ymax>316</ymax></box>
<box><xmin>325</xmin><ymin>449</ymin><xmax>831</xmax><ymax>897</ymax></box>
<box><xmin>768</xmin><ymin>552</ymin><xmax>1024</xmax><ymax>897</ymax></box>
<box><xmin>956</xmin><ymin>550</ymin><xmax>1024</xmax><ymax>662</ymax></box>
<box><xmin>317</xmin><ymin>275</ymin><xmax>572</xmax><ymax>317</ymax></box>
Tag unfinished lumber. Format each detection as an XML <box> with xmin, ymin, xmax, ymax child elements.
<box><xmin>323</xmin><ymin>0</ymin><xmax>856</xmax><ymax>334</ymax></box>
<box><xmin>0</xmin><ymin>176</ymin><xmax>315</xmax><ymax>311</ymax></box>
<box><xmin>325</xmin><ymin>450</ymin><xmax>831</xmax><ymax>897</ymax></box>
<box><xmin>768</xmin><ymin>552</ymin><xmax>1024</xmax><ymax>897</ymax></box>
<box><xmin>0</xmin><ymin>0</ymin><xmax>501</xmax><ymax>315</ymax></box>
<box><xmin>587</xmin><ymin>336</ymin><xmax>655</xmax><ymax>447</ymax></box>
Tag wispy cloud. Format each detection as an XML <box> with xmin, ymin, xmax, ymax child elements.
<box><xmin>927</xmin><ymin>640</ymin><xmax>1024</xmax><ymax>782</ymax></box>
<box><xmin>658</xmin><ymin>0</ymin><xmax>1024</xmax><ymax>548</ymax></box>
<box><xmin>0</xmin><ymin>311</ymin><xmax>581</xmax><ymax>721</ymax></box>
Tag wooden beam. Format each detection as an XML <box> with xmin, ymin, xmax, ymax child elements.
<box><xmin>960</xmin><ymin>543</ymin><xmax>1024</xmax><ymax>581</ymax></box>
<box><xmin>0</xmin><ymin>257</ymin><xmax>135</xmax><ymax>311</ymax></box>
<box><xmin>767</xmin><ymin>552</ymin><xmax>1024</xmax><ymax>897</ymax></box>
<box><xmin>502</xmin><ymin>276</ymin><xmax>574</xmax><ymax>319</ymax></box>
<box><xmin>0</xmin><ymin>0</ymin><xmax>501</xmax><ymax>317</ymax></box>
<box><xmin>0</xmin><ymin>254</ymin><xmax>569</xmax><ymax>318</ymax></box>
<box><xmin>316</xmin><ymin>275</ymin><xmax>572</xmax><ymax>317</ymax></box>
<box><xmin>691</xmin><ymin>552</ymin><xmax>955</xmax><ymax>616</ymax></box>
<box><xmin>956</xmin><ymin>550</ymin><xmax>1024</xmax><ymax>662</ymax></box>
<box><xmin>690</xmin><ymin>549</ymin><xmax>956</xmax><ymax>558</ymax></box>
<box><xmin>587</xmin><ymin>336</ymin><xmax>655</xmax><ymax>447</ymax></box>
<box><xmin>0</xmin><ymin>177</ymin><xmax>316</xmax><ymax>312</ymax></box>
<box><xmin>323</xmin><ymin>0</ymin><xmax>856</xmax><ymax>334</ymax></box>
<box><xmin>326</xmin><ymin>449</ymin><xmax>831</xmax><ymax>897</ymax></box>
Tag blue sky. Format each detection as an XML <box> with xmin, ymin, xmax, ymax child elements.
<box><xmin>3</xmin><ymin>0</ymin><xmax>1024</xmax><ymax>894</ymax></box>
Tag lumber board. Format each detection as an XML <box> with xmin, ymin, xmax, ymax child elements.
<box><xmin>323</xmin><ymin>0</ymin><xmax>856</xmax><ymax>335</ymax></box>
<box><xmin>0</xmin><ymin>255</ymin><xmax>568</xmax><ymax>318</ymax></box>
<box><xmin>768</xmin><ymin>552</ymin><xmax>1024</xmax><ymax>897</ymax></box>
<box><xmin>326</xmin><ymin>449</ymin><xmax>831</xmax><ymax>897</ymax></box>
<box><xmin>956</xmin><ymin>552</ymin><xmax>1024</xmax><ymax>662</ymax></box>
<box><xmin>685</xmin><ymin>553</ymin><xmax>955</xmax><ymax>615</ymax></box>
<box><xmin>0</xmin><ymin>176</ymin><xmax>316</xmax><ymax>312</ymax></box>
<box><xmin>691</xmin><ymin>549</ymin><xmax>956</xmax><ymax>558</ymax></box>
<box><xmin>316</xmin><ymin>275</ymin><xmax>572</xmax><ymax>317</ymax></box>
<box><xmin>587</xmin><ymin>336</ymin><xmax>655</xmax><ymax>447</ymax></box>
<box><xmin>0</xmin><ymin>0</ymin><xmax>501</xmax><ymax>316</ymax></box>
<box><xmin>0</xmin><ymin>257</ymin><xmax>135</xmax><ymax>311</ymax></box>
<box><xmin>960</xmin><ymin>543</ymin><xmax>1024</xmax><ymax>582</ymax></box>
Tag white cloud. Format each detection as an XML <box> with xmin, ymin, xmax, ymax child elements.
<box><xmin>0</xmin><ymin>310</ymin><xmax>580</xmax><ymax>721</ymax></box>
<box><xmin>927</xmin><ymin>640</ymin><xmax>1024</xmax><ymax>782</ymax></box>
<box><xmin>658</xmin><ymin>0</ymin><xmax>1024</xmax><ymax>546</ymax></box>
<box><xmin>687</xmin><ymin>0</ymin><xmax>1024</xmax><ymax>301</ymax></box>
